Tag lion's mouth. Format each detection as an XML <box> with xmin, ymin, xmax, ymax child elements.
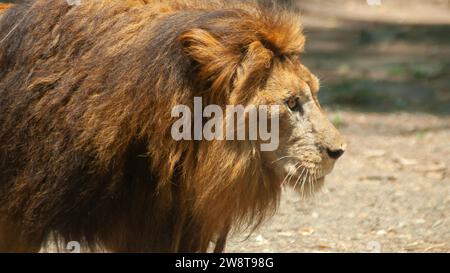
<box><xmin>279</xmin><ymin>164</ymin><xmax>327</xmax><ymax>197</ymax></box>
<box><xmin>277</xmin><ymin>159</ymin><xmax>334</xmax><ymax>195</ymax></box>
<box><xmin>289</xmin><ymin>174</ymin><xmax>326</xmax><ymax>197</ymax></box>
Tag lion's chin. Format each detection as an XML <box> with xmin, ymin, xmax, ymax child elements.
<box><xmin>291</xmin><ymin>176</ymin><xmax>326</xmax><ymax>199</ymax></box>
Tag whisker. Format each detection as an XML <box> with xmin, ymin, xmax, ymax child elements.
<box><xmin>271</xmin><ymin>156</ymin><xmax>298</xmax><ymax>164</ymax></box>
<box><xmin>299</xmin><ymin>168</ymin><xmax>309</xmax><ymax>199</ymax></box>
<box><xmin>280</xmin><ymin>167</ymin><xmax>294</xmax><ymax>187</ymax></box>
<box><xmin>281</xmin><ymin>162</ymin><xmax>300</xmax><ymax>187</ymax></box>
<box><xmin>308</xmin><ymin>170</ymin><xmax>313</xmax><ymax>198</ymax></box>
<box><xmin>292</xmin><ymin>165</ymin><xmax>306</xmax><ymax>191</ymax></box>
<box><xmin>284</xmin><ymin>163</ymin><xmax>302</xmax><ymax>187</ymax></box>
<box><xmin>294</xmin><ymin>168</ymin><xmax>308</xmax><ymax>199</ymax></box>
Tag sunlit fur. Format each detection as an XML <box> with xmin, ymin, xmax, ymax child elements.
<box><xmin>0</xmin><ymin>3</ymin><xmax>12</xmax><ymax>11</ymax></box>
<box><xmin>0</xmin><ymin>0</ymin><xmax>345</xmax><ymax>252</ymax></box>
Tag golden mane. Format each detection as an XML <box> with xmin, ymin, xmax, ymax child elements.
<box><xmin>0</xmin><ymin>0</ymin><xmax>304</xmax><ymax>252</ymax></box>
<box><xmin>0</xmin><ymin>3</ymin><xmax>13</xmax><ymax>11</ymax></box>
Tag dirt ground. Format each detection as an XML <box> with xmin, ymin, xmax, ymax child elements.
<box><xmin>227</xmin><ymin>0</ymin><xmax>450</xmax><ymax>253</ymax></box>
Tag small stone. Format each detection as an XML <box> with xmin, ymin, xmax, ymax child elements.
<box><xmin>426</xmin><ymin>171</ymin><xmax>445</xmax><ymax>180</ymax></box>
<box><xmin>415</xmin><ymin>219</ymin><xmax>426</xmax><ymax>225</ymax></box>
<box><xmin>316</xmin><ymin>244</ymin><xmax>332</xmax><ymax>250</ymax></box>
<box><xmin>393</xmin><ymin>154</ymin><xmax>418</xmax><ymax>166</ymax></box>
<box><xmin>376</xmin><ymin>229</ymin><xmax>387</xmax><ymax>236</ymax></box>
<box><xmin>365</xmin><ymin>149</ymin><xmax>387</xmax><ymax>158</ymax></box>
<box><xmin>299</xmin><ymin>227</ymin><xmax>315</xmax><ymax>236</ymax></box>
<box><xmin>255</xmin><ymin>235</ymin><xmax>267</xmax><ymax>244</ymax></box>
<box><xmin>432</xmin><ymin>220</ymin><xmax>443</xmax><ymax>228</ymax></box>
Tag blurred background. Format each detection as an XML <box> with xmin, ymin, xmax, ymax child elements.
<box><xmin>228</xmin><ymin>0</ymin><xmax>450</xmax><ymax>252</ymax></box>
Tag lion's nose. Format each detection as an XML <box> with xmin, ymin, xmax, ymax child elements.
<box><xmin>326</xmin><ymin>148</ymin><xmax>345</xmax><ymax>159</ymax></box>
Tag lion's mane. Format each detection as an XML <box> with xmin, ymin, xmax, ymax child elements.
<box><xmin>0</xmin><ymin>0</ymin><xmax>304</xmax><ymax>252</ymax></box>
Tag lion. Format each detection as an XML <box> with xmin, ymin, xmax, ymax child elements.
<box><xmin>0</xmin><ymin>0</ymin><xmax>346</xmax><ymax>253</ymax></box>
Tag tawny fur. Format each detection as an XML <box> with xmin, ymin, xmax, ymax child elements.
<box><xmin>0</xmin><ymin>0</ymin><xmax>309</xmax><ymax>252</ymax></box>
<box><xmin>0</xmin><ymin>3</ymin><xmax>13</xmax><ymax>11</ymax></box>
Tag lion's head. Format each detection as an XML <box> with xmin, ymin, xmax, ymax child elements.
<box><xmin>178</xmin><ymin>3</ymin><xmax>346</xmax><ymax>203</ymax></box>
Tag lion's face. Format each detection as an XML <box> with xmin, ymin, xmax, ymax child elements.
<box><xmin>258</xmin><ymin>58</ymin><xmax>346</xmax><ymax>197</ymax></box>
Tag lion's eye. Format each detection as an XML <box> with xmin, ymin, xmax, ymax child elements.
<box><xmin>286</xmin><ymin>97</ymin><xmax>302</xmax><ymax>113</ymax></box>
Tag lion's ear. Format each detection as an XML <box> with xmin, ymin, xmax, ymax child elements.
<box><xmin>179</xmin><ymin>29</ymin><xmax>276</xmax><ymax>104</ymax></box>
<box><xmin>179</xmin><ymin>28</ymin><xmax>240</xmax><ymax>94</ymax></box>
<box><xmin>229</xmin><ymin>40</ymin><xmax>274</xmax><ymax>104</ymax></box>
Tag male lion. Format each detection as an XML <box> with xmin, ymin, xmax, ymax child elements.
<box><xmin>0</xmin><ymin>0</ymin><xmax>346</xmax><ymax>252</ymax></box>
